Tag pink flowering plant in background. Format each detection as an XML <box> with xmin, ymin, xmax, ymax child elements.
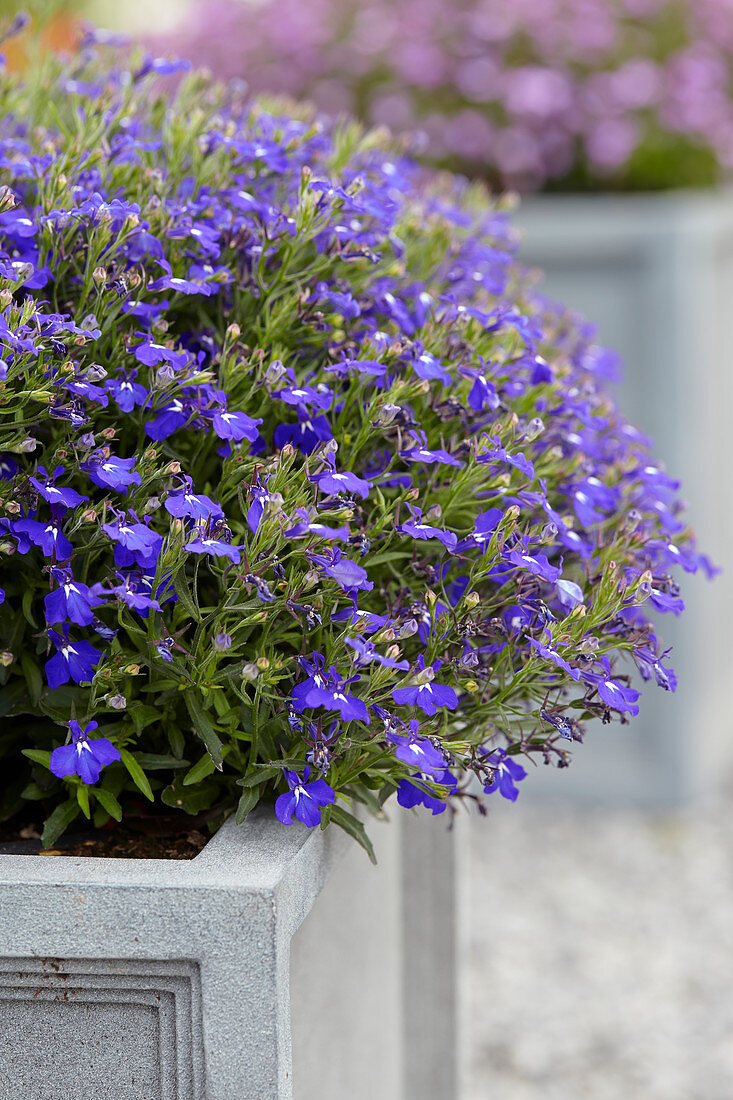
<box><xmin>162</xmin><ymin>0</ymin><xmax>733</xmax><ymax>191</ymax></box>
<box><xmin>0</xmin><ymin>25</ymin><xmax>713</xmax><ymax>855</ymax></box>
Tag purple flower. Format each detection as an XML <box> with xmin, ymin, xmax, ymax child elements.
<box><xmin>455</xmin><ymin>508</ymin><xmax>503</xmax><ymax>552</ymax></box>
<box><xmin>83</xmin><ymin>454</ymin><xmax>141</xmax><ymax>492</ymax></box>
<box><xmin>345</xmin><ymin>635</ymin><xmax>410</xmax><ymax>671</ymax></box>
<box><xmin>147</xmin><ymin>274</ymin><xmax>213</xmax><ymax>296</ymax></box>
<box><xmin>102</xmin><ymin>518</ymin><xmax>163</xmax><ymax>569</ymax></box>
<box><xmin>211</xmin><ymin>409</ymin><xmax>262</xmax><ymax>443</ymax></box>
<box><xmin>527</xmin><ymin>630</ymin><xmax>581</xmax><ymax>682</ymax></box>
<box><xmin>582</xmin><ymin>657</ymin><xmax>641</xmax><ymax>715</ymax></box>
<box><xmin>133</xmin><ymin>339</ymin><xmax>190</xmax><ymax>369</ymax></box>
<box><xmin>387</xmin><ymin>720</ymin><xmax>446</xmax><ymax>775</ymax></box>
<box><xmin>46</xmin><ymin>626</ymin><xmax>103</xmax><ymax>688</ymax></box>
<box><xmin>49</xmin><ymin>720</ymin><xmax>120</xmax><ymax>785</ymax></box>
<box><xmin>310</xmin><ymin>460</ymin><xmax>371</xmax><ymax>499</ymax></box>
<box><xmin>482</xmin><ymin>749</ymin><xmax>527</xmax><ymax>802</ymax></box>
<box><xmin>44</xmin><ymin>568</ymin><xmax>103</xmax><ymax>626</ymax></box>
<box><xmin>307</xmin><ymin>548</ymin><xmax>373</xmax><ymax>592</ymax></box>
<box><xmin>105</xmin><ymin>373</ymin><xmax>148</xmax><ymax>411</ymax></box>
<box><xmin>284</xmin><ymin>507</ymin><xmax>348</xmax><ymax>541</ymax></box>
<box><xmin>392</xmin><ymin>656</ymin><xmax>459</xmax><ymax>717</ymax></box>
<box><xmin>184</xmin><ymin>535</ymin><xmax>241</xmax><ymax>563</ymax></box>
<box><xmin>164</xmin><ymin>485</ymin><xmax>223</xmax><ymax>522</ymax></box>
<box><xmin>504</xmin><ymin>540</ymin><xmax>562</xmax><ymax>584</ymax></box>
<box><xmin>396</xmin><ymin>768</ymin><xmax>457</xmax><ymax>815</ymax></box>
<box><xmin>29</xmin><ymin>466</ymin><xmax>87</xmax><ymax>511</ymax></box>
<box><xmin>144</xmin><ymin>398</ymin><xmax>190</xmax><ymax>440</ymax></box>
<box><xmin>396</xmin><ymin>503</ymin><xmax>457</xmax><ymax>552</ymax></box>
<box><xmin>13</xmin><ymin>517</ymin><xmax>73</xmax><ymax>561</ymax></box>
<box><xmin>400</xmin><ymin>441</ymin><xmax>461</xmax><ymax>467</ymax></box>
<box><xmin>275</xmin><ymin>766</ymin><xmax>336</xmax><ymax>827</ymax></box>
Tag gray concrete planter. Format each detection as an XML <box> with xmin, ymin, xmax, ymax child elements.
<box><xmin>0</xmin><ymin>808</ymin><xmax>457</xmax><ymax>1100</ymax></box>
<box><xmin>515</xmin><ymin>189</ymin><xmax>733</xmax><ymax>805</ymax></box>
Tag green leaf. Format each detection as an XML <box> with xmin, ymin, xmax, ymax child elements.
<box><xmin>329</xmin><ymin>805</ymin><xmax>377</xmax><ymax>865</ymax></box>
<box><xmin>76</xmin><ymin>784</ymin><xmax>90</xmax><ymax>820</ymax></box>
<box><xmin>41</xmin><ymin>799</ymin><xmax>80</xmax><ymax>848</ymax></box>
<box><xmin>174</xmin><ymin>571</ymin><xmax>199</xmax><ymax>619</ymax></box>
<box><xmin>21</xmin><ymin>655</ymin><xmax>42</xmax><ymax>706</ymax></box>
<box><xmin>94</xmin><ymin>787</ymin><xmax>123</xmax><ymax>822</ymax></box>
<box><xmin>21</xmin><ymin>588</ymin><xmax>38</xmax><ymax>629</ymax></box>
<box><xmin>119</xmin><ymin>748</ymin><xmax>154</xmax><ymax>802</ymax></box>
<box><xmin>184</xmin><ymin>692</ymin><xmax>223</xmax><ymax>769</ymax></box>
<box><xmin>136</xmin><ymin>753</ymin><xmax>190</xmax><ymax>771</ymax></box>
<box><xmin>182</xmin><ymin>753</ymin><xmax>217</xmax><ymax>786</ymax></box>
<box><xmin>161</xmin><ymin>775</ymin><xmax>218</xmax><ymax>815</ymax></box>
<box><xmin>235</xmin><ymin>785</ymin><xmax>260</xmax><ymax>824</ymax></box>
<box><xmin>21</xmin><ymin>748</ymin><xmax>52</xmax><ymax>769</ymax></box>
<box><xmin>236</xmin><ymin>765</ymin><xmax>281</xmax><ymax>788</ymax></box>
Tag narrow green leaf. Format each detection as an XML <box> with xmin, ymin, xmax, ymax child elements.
<box><xmin>94</xmin><ymin>787</ymin><xmax>123</xmax><ymax>822</ymax></box>
<box><xmin>184</xmin><ymin>692</ymin><xmax>223</xmax><ymax>769</ymax></box>
<box><xmin>119</xmin><ymin>748</ymin><xmax>154</xmax><ymax>802</ymax></box>
<box><xmin>174</xmin><ymin>571</ymin><xmax>199</xmax><ymax>619</ymax></box>
<box><xmin>235</xmin><ymin>785</ymin><xmax>260</xmax><ymax>824</ymax></box>
<box><xmin>21</xmin><ymin>655</ymin><xmax>42</xmax><ymax>705</ymax></box>
<box><xmin>21</xmin><ymin>748</ymin><xmax>52</xmax><ymax>768</ymax></box>
<box><xmin>76</xmin><ymin>784</ymin><xmax>90</xmax><ymax>819</ymax></box>
<box><xmin>182</xmin><ymin>753</ymin><xmax>217</xmax><ymax>786</ymax></box>
<box><xmin>236</xmin><ymin>765</ymin><xmax>281</xmax><ymax>788</ymax></box>
<box><xmin>41</xmin><ymin>799</ymin><xmax>79</xmax><ymax>848</ymax></box>
<box><xmin>136</xmin><ymin>753</ymin><xmax>190</xmax><ymax>771</ymax></box>
<box><xmin>329</xmin><ymin>805</ymin><xmax>377</xmax><ymax>865</ymax></box>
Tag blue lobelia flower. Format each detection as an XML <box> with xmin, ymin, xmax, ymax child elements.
<box><xmin>396</xmin><ymin>767</ymin><xmax>457</xmax><ymax>814</ymax></box>
<box><xmin>482</xmin><ymin>748</ymin><xmax>528</xmax><ymax>802</ymax></box>
<box><xmin>29</xmin><ymin>465</ymin><xmax>88</xmax><ymax>511</ymax></box>
<box><xmin>581</xmin><ymin>657</ymin><xmax>641</xmax><ymax>715</ymax></box>
<box><xmin>275</xmin><ymin>766</ymin><xmax>335</xmax><ymax>827</ymax></box>
<box><xmin>46</xmin><ymin>626</ymin><xmax>103</xmax><ymax>689</ymax></box>
<box><xmin>44</xmin><ymin>567</ymin><xmax>104</xmax><ymax>626</ymax></box>
<box><xmin>396</xmin><ymin>503</ymin><xmax>457</xmax><ymax>552</ymax></box>
<box><xmin>309</xmin><ymin>458</ymin><xmax>371</xmax><ymax>500</ymax></box>
<box><xmin>83</xmin><ymin>453</ymin><xmax>141</xmax><ymax>492</ymax></box>
<box><xmin>164</xmin><ymin>481</ymin><xmax>223</xmax><ymax>522</ymax></box>
<box><xmin>211</xmin><ymin>408</ymin><xmax>262</xmax><ymax>443</ymax></box>
<box><xmin>13</xmin><ymin>515</ymin><xmax>73</xmax><ymax>560</ymax></box>
<box><xmin>392</xmin><ymin>655</ymin><xmax>459</xmax><ymax>717</ymax></box>
<box><xmin>184</xmin><ymin>535</ymin><xmax>241</xmax><ymax>564</ymax></box>
<box><xmin>105</xmin><ymin>372</ymin><xmax>148</xmax><ymax>412</ymax></box>
<box><xmin>387</xmin><ymin>720</ymin><xmax>446</xmax><ymax>776</ymax></box>
<box><xmin>49</xmin><ymin>719</ymin><xmax>120</xmax><ymax>785</ymax></box>
<box><xmin>306</xmin><ymin>547</ymin><xmax>372</xmax><ymax>593</ymax></box>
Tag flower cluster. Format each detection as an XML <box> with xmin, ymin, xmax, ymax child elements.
<box><xmin>160</xmin><ymin>0</ymin><xmax>733</xmax><ymax>191</ymax></box>
<box><xmin>0</xmin><ymin>30</ymin><xmax>712</xmax><ymax>854</ymax></box>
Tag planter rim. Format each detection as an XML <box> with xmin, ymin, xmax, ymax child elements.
<box><xmin>0</xmin><ymin>810</ymin><xmax>326</xmax><ymax>893</ymax></box>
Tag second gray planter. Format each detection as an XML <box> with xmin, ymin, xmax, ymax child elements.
<box><xmin>516</xmin><ymin>189</ymin><xmax>733</xmax><ymax>806</ymax></box>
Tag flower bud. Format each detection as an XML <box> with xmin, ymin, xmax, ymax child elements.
<box><xmin>78</xmin><ymin>432</ymin><xmax>95</xmax><ymax>450</ymax></box>
<box><xmin>4</xmin><ymin>501</ymin><xmax>20</xmax><ymax>515</ymax></box>
<box><xmin>18</xmin><ymin>437</ymin><xmax>37</xmax><ymax>453</ymax></box>
<box><xmin>541</xmin><ymin>522</ymin><xmax>558</xmax><ymax>543</ymax></box>
<box><xmin>92</xmin><ymin>267</ymin><xmax>107</xmax><ymax>287</ymax></box>
<box><xmin>0</xmin><ymin>651</ymin><xmax>13</xmax><ymax>667</ymax></box>
<box><xmin>101</xmin><ymin>427</ymin><xmax>116</xmax><ymax>440</ymax></box>
<box><xmin>463</xmin><ymin>680</ymin><xmax>479</xmax><ymax>693</ymax></box>
<box><xmin>214</xmin><ymin>633</ymin><xmax>232</xmax><ymax>651</ymax></box>
<box><xmin>464</xmin><ymin>591</ymin><xmax>480</xmax><ymax>608</ymax></box>
<box><xmin>0</xmin><ymin>290</ymin><xmax>12</xmax><ymax>310</ymax></box>
<box><xmin>377</xmin><ymin>403</ymin><xmax>400</xmax><ymax>426</ymax></box>
<box><xmin>256</xmin><ymin>656</ymin><xmax>270</xmax><ymax>670</ymax></box>
<box><xmin>165</xmin><ymin>461</ymin><xmax>182</xmax><ymax>475</ymax></box>
<box><xmin>241</xmin><ymin>663</ymin><xmax>259</xmax><ymax>681</ymax></box>
<box><xmin>81</xmin><ymin>509</ymin><xmax>97</xmax><ymax>523</ymax></box>
<box><xmin>124</xmin><ymin>664</ymin><xmax>140</xmax><ymax>676</ymax></box>
<box><xmin>105</xmin><ymin>693</ymin><xmax>127</xmax><ymax>710</ymax></box>
<box><xmin>265</xmin><ymin>359</ymin><xmax>285</xmax><ymax>385</ymax></box>
<box><xmin>226</xmin><ymin>323</ymin><xmax>240</xmax><ymax>340</ymax></box>
<box><xmin>525</xmin><ymin>417</ymin><xmax>545</xmax><ymax>442</ymax></box>
<box><xmin>143</xmin><ymin>496</ymin><xmax>161</xmax><ymax>514</ymax></box>
<box><xmin>398</xmin><ymin>618</ymin><xmax>418</xmax><ymax>639</ymax></box>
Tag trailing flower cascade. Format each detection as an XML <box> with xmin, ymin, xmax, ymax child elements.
<box><xmin>0</xmin><ymin>33</ymin><xmax>713</xmax><ymax>854</ymax></box>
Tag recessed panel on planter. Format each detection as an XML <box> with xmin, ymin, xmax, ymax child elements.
<box><xmin>0</xmin><ymin>957</ymin><xmax>203</xmax><ymax>1100</ymax></box>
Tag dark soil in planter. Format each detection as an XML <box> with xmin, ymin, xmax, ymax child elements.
<box><xmin>0</xmin><ymin>814</ymin><xmax>213</xmax><ymax>859</ymax></box>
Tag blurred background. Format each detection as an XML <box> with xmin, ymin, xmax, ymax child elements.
<box><xmin>4</xmin><ymin>1</ymin><xmax>733</xmax><ymax>1096</ymax></box>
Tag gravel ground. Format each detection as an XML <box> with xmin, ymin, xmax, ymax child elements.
<box><xmin>464</xmin><ymin>795</ymin><xmax>733</xmax><ymax>1100</ymax></box>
